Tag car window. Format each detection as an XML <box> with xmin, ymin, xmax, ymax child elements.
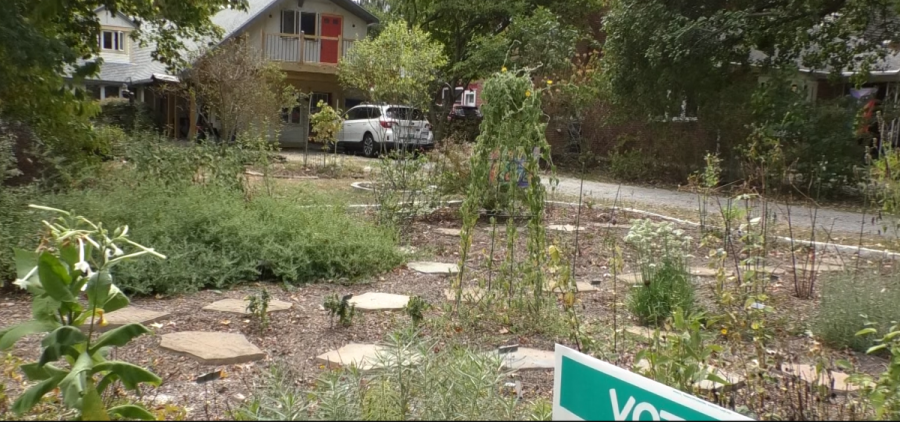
<box><xmin>345</xmin><ymin>108</ymin><xmax>362</xmax><ymax>121</ymax></box>
<box><xmin>386</xmin><ymin>107</ymin><xmax>423</xmax><ymax>121</ymax></box>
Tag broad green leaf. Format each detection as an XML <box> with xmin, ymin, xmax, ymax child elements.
<box><xmin>39</xmin><ymin>326</ymin><xmax>87</xmax><ymax>366</ymax></box>
<box><xmin>706</xmin><ymin>372</ymin><xmax>730</xmax><ymax>386</ymax></box>
<box><xmin>13</xmin><ymin>249</ymin><xmax>43</xmax><ymax>295</ymax></box>
<box><xmin>59</xmin><ymin>243</ymin><xmax>80</xmax><ymax>270</ymax></box>
<box><xmin>19</xmin><ymin>363</ymin><xmax>67</xmax><ymax>381</ymax></box>
<box><xmin>103</xmin><ymin>284</ymin><xmax>130</xmax><ymax>314</ymax></box>
<box><xmin>108</xmin><ymin>405</ymin><xmax>156</xmax><ymax>421</ymax></box>
<box><xmin>867</xmin><ymin>344</ymin><xmax>888</xmax><ymax>354</ymax></box>
<box><xmin>855</xmin><ymin>327</ymin><xmax>878</xmax><ymax>337</ymax></box>
<box><xmin>37</xmin><ymin>252</ymin><xmax>75</xmax><ymax>303</ymax></box>
<box><xmin>86</xmin><ymin>270</ymin><xmax>113</xmax><ymax>313</ymax></box>
<box><xmin>59</xmin><ymin>351</ymin><xmax>94</xmax><ymax>409</ymax></box>
<box><xmin>89</xmin><ymin>324</ymin><xmax>151</xmax><ymax>355</ymax></box>
<box><xmin>81</xmin><ymin>380</ymin><xmax>110</xmax><ymax>421</ymax></box>
<box><xmin>11</xmin><ymin>372</ymin><xmax>66</xmax><ymax>415</ymax></box>
<box><xmin>91</xmin><ymin>361</ymin><xmax>161</xmax><ymax>390</ymax></box>
<box><xmin>32</xmin><ymin>295</ymin><xmax>61</xmax><ymax>323</ymax></box>
<box><xmin>0</xmin><ymin>320</ymin><xmax>60</xmax><ymax>350</ymax></box>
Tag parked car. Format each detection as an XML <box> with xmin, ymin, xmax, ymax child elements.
<box><xmin>447</xmin><ymin>105</ymin><xmax>482</xmax><ymax>122</ymax></box>
<box><xmin>336</xmin><ymin>104</ymin><xmax>434</xmax><ymax>157</ymax></box>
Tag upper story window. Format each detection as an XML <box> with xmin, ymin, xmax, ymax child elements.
<box><xmin>101</xmin><ymin>30</ymin><xmax>126</xmax><ymax>52</ymax></box>
<box><xmin>281</xmin><ymin>10</ymin><xmax>318</xmax><ymax>35</ymax></box>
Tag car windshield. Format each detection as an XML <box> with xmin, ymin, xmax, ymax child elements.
<box><xmin>386</xmin><ymin>107</ymin><xmax>424</xmax><ymax>121</ymax></box>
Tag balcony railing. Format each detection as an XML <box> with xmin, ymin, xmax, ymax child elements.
<box><xmin>262</xmin><ymin>32</ymin><xmax>355</xmax><ymax>65</ymax></box>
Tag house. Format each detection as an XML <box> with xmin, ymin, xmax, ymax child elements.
<box><xmin>438</xmin><ymin>82</ymin><xmax>482</xmax><ymax>109</ymax></box>
<box><xmin>70</xmin><ymin>0</ymin><xmax>378</xmax><ymax>146</ymax></box>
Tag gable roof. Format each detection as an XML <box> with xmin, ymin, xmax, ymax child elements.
<box><xmin>72</xmin><ymin>0</ymin><xmax>378</xmax><ymax>84</ymax></box>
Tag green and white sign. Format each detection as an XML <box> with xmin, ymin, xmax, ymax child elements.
<box><xmin>553</xmin><ymin>345</ymin><xmax>753</xmax><ymax>421</ymax></box>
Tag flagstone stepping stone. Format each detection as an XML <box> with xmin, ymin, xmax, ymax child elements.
<box><xmin>316</xmin><ymin>343</ymin><xmax>420</xmax><ymax>371</ymax></box>
<box><xmin>547</xmin><ymin>224</ymin><xmax>587</xmax><ymax>233</ymax></box>
<box><xmin>788</xmin><ymin>263</ymin><xmax>845</xmax><ymax>273</ymax></box>
<box><xmin>590</xmin><ymin>222</ymin><xmax>632</xmax><ymax>230</ymax></box>
<box><xmin>348</xmin><ymin>292</ymin><xmax>410</xmax><ymax>312</ymax></box>
<box><xmin>547</xmin><ymin>281</ymin><xmax>598</xmax><ymax>293</ymax></box>
<box><xmin>408</xmin><ymin>261</ymin><xmax>459</xmax><ymax>274</ymax></box>
<box><xmin>634</xmin><ymin>360</ymin><xmax>745</xmax><ymax>392</ymax></box>
<box><xmin>689</xmin><ymin>267</ymin><xmax>719</xmax><ymax>277</ymax></box>
<box><xmin>83</xmin><ymin>307</ymin><xmax>170</xmax><ymax>333</ymax></box>
<box><xmin>436</xmin><ymin>228</ymin><xmax>462</xmax><ymax>237</ymax></box>
<box><xmin>398</xmin><ymin>246</ymin><xmax>417</xmax><ymax>255</ymax></box>
<box><xmin>160</xmin><ymin>332</ymin><xmax>265</xmax><ymax>365</ymax></box>
<box><xmin>616</xmin><ymin>273</ymin><xmax>643</xmax><ymax>285</ymax></box>
<box><xmin>202</xmin><ymin>298</ymin><xmax>292</xmax><ymax>315</ymax></box>
<box><xmin>624</xmin><ymin>326</ymin><xmax>674</xmax><ymax>342</ymax></box>
<box><xmin>444</xmin><ymin>287</ymin><xmax>487</xmax><ymax>302</ymax></box>
<box><xmin>780</xmin><ymin>363</ymin><xmax>858</xmax><ymax>394</ymax></box>
<box><xmin>495</xmin><ymin>348</ymin><xmax>554</xmax><ymax>371</ymax></box>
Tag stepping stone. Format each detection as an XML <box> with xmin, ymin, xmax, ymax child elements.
<box><xmin>495</xmin><ymin>348</ymin><xmax>554</xmax><ymax>371</ymax></box>
<box><xmin>634</xmin><ymin>360</ymin><xmax>745</xmax><ymax>392</ymax></box>
<box><xmin>398</xmin><ymin>246</ymin><xmax>417</xmax><ymax>255</ymax></box>
<box><xmin>408</xmin><ymin>261</ymin><xmax>459</xmax><ymax>275</ymax></box>
<box><xmin>83</xmin><ymin>307</ymin><xmax>170</xmax><ymax>333</ymax></box>
<box><xmin>348</xmin><ymin>292</ymin><xmax>410</xmax><ymax>312</ymax></box>
<box><xmin>624</xmin><ymin>326</ymin><xmax>674</xmax><ymax>342</ymax></box>
<box><xmin>547</xmin><ymin>224</ymin><xmax>586</xmax><ymax>233</ymax></box>
<box><xmin>203</xmin><ymin>298</ymin><xmax>293</xmax><ymax>315</ymax></box>
<box><xmin>316</xmin><ymin>343</ymin><xmax>420</xmax><ymax>372</ymax></box>
<box><xmin>444</xmin><ymin>287</ymin><xmax>487</xmax><ymax>302</ymax></box>
<box><xmin>616</xmin><ymin>273</ymin><xmax>643</xmax><ymax>285</ymax></box>
<box><xmin>780</xmin><ymin>363</ymin><xmax>858</xmax><ymax>394</ymax></box>
<box><xmin>789</xmin><ymin>263</ymin><xmax>845</xmax><ymax>274</ymax></box>
<box><xmin>160</xmin><ymin>332</ymin><xmax>265</xmax><ymax>365</ymax></box>
<box><xmin>689</xmin><ymin>267</ymin><xmax>719</xmax><ymax>277</ymax></box>
<box><xmin>546</xmin><ymin>281</ymin><xmax>598</xmax><ymax>293</ymax></box>
<box><xmin>590</xmin><ymin>223</ymin><xmax>631</xmax><ymax>230</ymax></box>
<box><xmin>436</xmin><ymin>228</ymin><xmax>462</xmax><ymax>237</ymax></box>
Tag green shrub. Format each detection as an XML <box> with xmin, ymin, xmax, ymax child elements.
<box><xmin>815</xmin><ymin>272</ymin><xmax>900</xmax><ymax>352</ymax></box>
<box><xmin>235</xmin><ymin>329</ymin><xmax>522</xmax><ymax>421</ymax></box>
<box><xmin>628</xmin><ymin>259</ymin><xmax>695</xmax><ymax>325</ymax></box>
<box><xmin>33</xmin><ymin>177</ymin><xmax>402</xmax><ymax>294</ymax></box>
<box><xmin>96</xmin><ymin>98</ymin><xmax>154</xmax><ymax>132</ymax></box>
<box><xmin>625</xmin><ymin>219</ymin><xmax>695</xmax><ymax>325</ymax></box>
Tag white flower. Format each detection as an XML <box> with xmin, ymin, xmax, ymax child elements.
<box><xmin>74</xmin><ymin>238</ymin><xmax>94</xmax><ymax>288</ymax></box>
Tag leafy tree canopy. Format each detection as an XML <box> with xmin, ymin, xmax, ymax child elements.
<box><xmin>603</xmin><ymin>0</ymin><xmax>900</xmax><ymax>117</ymax></box>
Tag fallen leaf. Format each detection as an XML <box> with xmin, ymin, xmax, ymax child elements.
<box><xmin>149</xmin><ymin>323</ymin><xmax>164</xmax><ymax>329</ymax></box>
<box><xmin>499</xmin><ymin>328</ymin><xmax>509</xmax><ymax>334</ymax></box>
<box><xmin>221</xmin><ymin>320</ymin><xmax>231</xmax><ymax>325</ymax></box>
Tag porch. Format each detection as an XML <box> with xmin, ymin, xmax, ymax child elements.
<box><xmin>261</xmin><ymin>31</ymin><xmax>356</xmax><ymax>74</ymax></box>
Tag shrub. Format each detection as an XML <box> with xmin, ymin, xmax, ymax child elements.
<box><xmin>0</xmin><ymin>130</ymin><xmax>39</xmax><ymax>287</ymax></box>
<box><xmin>815</xmin><ymin>272</ymin><xmax>900</xmax><ymax>352</ymax></box>
<box><xmin>628</xmin><ymin>260</ymin><xmax>695</xmax><ymax>325</ymax></box>
<box><xmin>96</xmin><ymin>98</ymin><xmax>154</xmax><ymax>132</ymax></box>
<box><xmin>625</xmin><ymin>219</ymin><xmax>695</xmax><ymax>325</ymax></box>
<box><xmin>32</xmin><ymin>176</ymin><xmax>402</xmax><ymax>294</ymax></box>
<box><xmin>432</xmin><ymin>139</ymin><xmax>473</xmax><ymax>196</ymax></box>
<box><xmin>235</xmin><ymin>329</ymin><xmax>522</xmax><ymax>421</ymax></box>
<box><xmin>608</xmin><ymin>135</ymin><xmax>655</xmax><ymax>182</ymax></box>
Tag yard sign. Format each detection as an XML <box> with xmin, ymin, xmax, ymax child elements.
<box><xmin>553</xmin><ymin>345</ymin><xmax>753</xmax><ymax>421</ymax></box>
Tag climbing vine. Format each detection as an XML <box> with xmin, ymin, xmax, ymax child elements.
<box><xmin>454</xmin><ymin>68</ymin><xmax>557</xmax><ymax>315</ymax></box>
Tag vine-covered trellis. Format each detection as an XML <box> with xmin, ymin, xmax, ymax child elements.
<box><xmin>454</xmin><ymin>68</ymin><xmax>557</xmax><ymax>314</ymax></box>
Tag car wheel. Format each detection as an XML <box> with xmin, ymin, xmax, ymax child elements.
<box><xmin>362</xmin><ymin>133</ymin><xmax>378</xmax><ymax>158</ymax></box>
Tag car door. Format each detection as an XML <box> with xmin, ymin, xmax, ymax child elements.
<box><xmin>338</xmin><ymin>107</ymin><xmax>362</xmax><ymax>146</ymax></box>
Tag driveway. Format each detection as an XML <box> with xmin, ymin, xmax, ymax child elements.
<box><xmin>549</xmin><ymin>176</ymin><xmax>890</xmax><ymax>238</ymax></box>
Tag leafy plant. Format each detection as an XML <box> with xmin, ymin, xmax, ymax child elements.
<box><xmin>852</xmin><ymin>322</ymin><xmax>900</xmax><ymax>420</ymax></box>
<box><xmin>374</xmin><ymin>150</ymin><xmax>443</xmax><ymax>231</ymax></box>
<box><xmin>0</xmin><ymin>205</ymin><xmax>165</xmax><ymax>420</ymax></box>
<box><xmin>324</xmin><ymin>293</ymin><xmax>356</xmax><ymax>328</ymax></box>
<box><xmin>634</xmin><ymin>308</ymin><xmax>727</xmax><ymax>394</ymax></box>
<box><xmin>246</xmin><ymin>288</ymin><xmax>271</xmax><ymax>331</ymax></box>
<box><xmin>625</xmin><ymin>219</ymin><xmax>695</xmax><ymax>325</ymax></box>
<box><xmin>236</xmin><ymin>329</ymin><xmax>524</xmax><ymax>420</ymax></box>
<box><xmin>403</xmin><ymin>295</ymin><xmax>430</xmax><ymax>328</ymax></box>
<box><xmin>309</xmin><ymin>101</ymin><xmax>343</xmax><ymax>163</ymax></box>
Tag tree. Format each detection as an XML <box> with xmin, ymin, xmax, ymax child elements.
<box><xmin>338</xmin><ymin>20</ymin><xmax>447</xmax><ymax>112</ymax></box>
<box><xmin>602</xmin><ymin>0</ymin><xmax>900</xmax><ymax>117</ymax></box>
<box><xmin>180</xmin><ymin>36</ymin><xmax>300</xmax><ymax>144</ymax></box>
<box><xmin>0</xmin><ymin>0</ymin><xmax>246</xmax><ymax>185</ymax></box>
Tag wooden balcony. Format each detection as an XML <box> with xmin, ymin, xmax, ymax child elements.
<box><xmin>261</xmin><ymin>31</ymin><xmax>356</xmax><ymax>74</ymax></box>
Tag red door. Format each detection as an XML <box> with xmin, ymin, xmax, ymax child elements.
<box><xmin>320</xmin><ymin>15</ymin><xmax>341</xmax><ymax>64</ymax></box>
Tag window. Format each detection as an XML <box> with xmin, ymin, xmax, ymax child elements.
<box><xmin>105</xmin><ymin>86</ymin><xmax>121</xmax><ymax>98</ymax></box>
<box><xmin>101</xmin><ymin>30</ymin><xmax>126</xmax><ymax>51</ymax></box>
<box><xmin>463</xmin><ymin>90</ymin><xmax>477</xmax><ymax>107</ymax></box>
<box><xmin>386</xmin><ymin>107</ymin><xmax>423</xmax><ymax>121</ymax></box>
<box><xmin>310</xmin><ymin>92</ymin><xmax>331</xmax><ymax>113</ymax></box>
<box><xmin>300</xmin><ymin>13</ymin><xmax>317</xmax><ymax>35</ymax></box>
<box><xmin>281</xmin><ymin>10</ymin><xmax>298</xmax><ymax>34</ymax></box>
<box><xmin>454</xmin><ymin>87</ymin><xmax>464</xmax><ymax>103</ymax></box>
<box><xmin>282</xmin><ymin>95</ymin><xmax>305</xmax><ymax>124</ymax></box>
<box><xmin>345</xmin><ymin>108</ymin><xmax>364</xmax><ymax>121</ymax></box>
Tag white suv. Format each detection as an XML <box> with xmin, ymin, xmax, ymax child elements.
<box><xmin>336</xmin><ymin>104</ymin><xmax>434</xmax><ymax>157</ymax></box>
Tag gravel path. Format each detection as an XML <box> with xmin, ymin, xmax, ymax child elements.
<box><xmin>548</xmin><ymin>176</ymin><xmax>890</xmax><ymax>238</ymax></box>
